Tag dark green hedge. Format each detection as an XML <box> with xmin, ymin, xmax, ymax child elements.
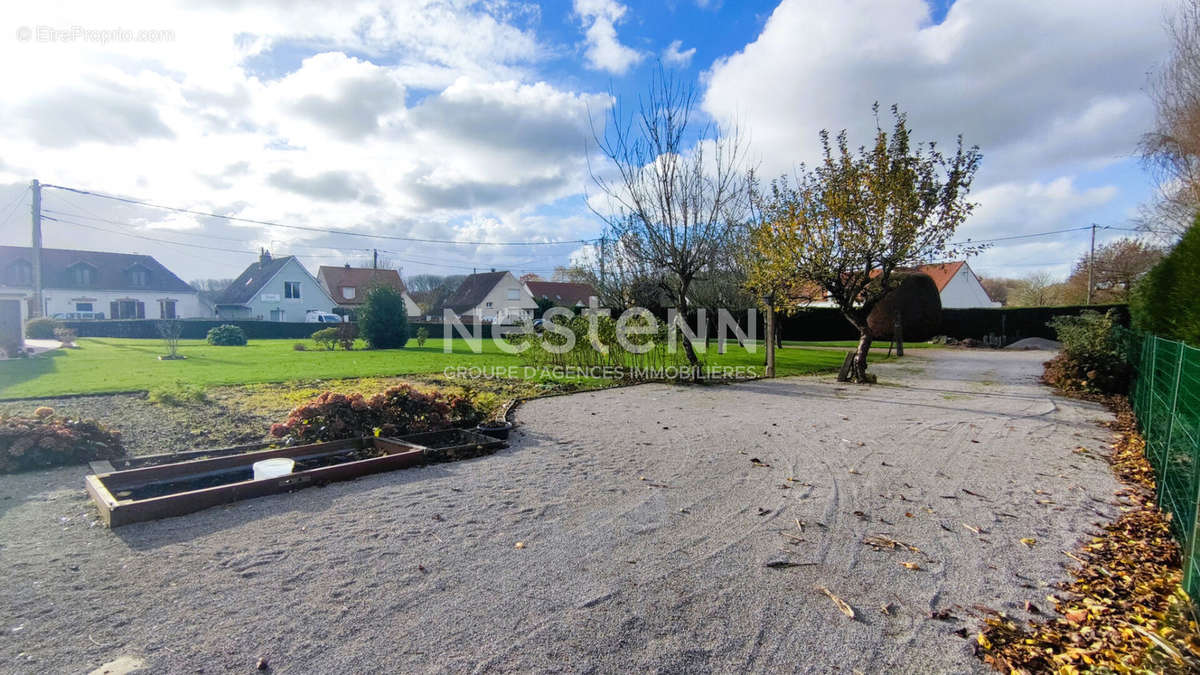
<box><xmin>58</xmin><ymin>319</ymin><xmax>496</xmax><ymax>341</ymax></box>
<box><xmin>940</xmin><ymin>304</ymin><xmax>1129</xmax><ymax>342</ymax></box>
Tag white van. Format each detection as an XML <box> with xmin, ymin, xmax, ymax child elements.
<box><xmin>305</xmin><ymin>311</ymin><xmax>342</xmax><ymax>323</ymax></box>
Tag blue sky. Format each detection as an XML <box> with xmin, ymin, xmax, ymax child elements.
<box><xmin>0</xmin><ymin>0</ymin><xmax>1176</xmax><ymax>283</ymax></box>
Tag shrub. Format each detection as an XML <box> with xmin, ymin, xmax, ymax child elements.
<box><xmin>206</xmin><ymin>324</ymin><xmax>247</xmax><ymax>346</ymax></box>
<box><xmin>311</xmin><ymin>327</ymin><xmax>338</xmax><ymax>351</ymax></box>
<box><xmin>0</xmin><ymin>413</ymin><xmax>125</xmax><ymax>473</ymax></box>
<box><xmin>293</xmin><ymin>342</ymin><xmax>306</xmax><ymax>351</ymax></box>
<box><xmin>25</xmin><ymin>317</ymin><xmax>58</xmax><ymax>339</ymax></box>
<box><xmin>1131</xmin><ymin>218</ymin><xmax>1200</xmax><ymax>346</ymax></box>
<box><xmin>1045</xmin><ymin>309</ymin><xmax>1131</xmax><ymax>394</ymax></box>
<box><xmin>269</xmin><ymin>383</ymin><xmax>481</xmax><ymax>443</ymax></box>
<box><xmin>359</xmin><ymin>286</ymin><xmax>409</xmax><ymax>349</ymax></box>
<box><xmin>416</xmin><ymin>326</ymin><xmax>429</xmax><ymax>347</ymax></box>
<box><xmin>867</xmin><ymin>273</ymin><xmax>943</xmax><ymax>342</ymax></box>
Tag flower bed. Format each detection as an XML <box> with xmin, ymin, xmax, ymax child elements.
<box><xmin>0</xmin><ymin>409</ymin><xmax>125</xmax><ymax>473</ymax></box>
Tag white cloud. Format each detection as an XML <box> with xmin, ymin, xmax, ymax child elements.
<box><xmin>574</xmin><ymin>0</ymin><xmax>643</xmax><ymax>75</ymax></box>
<box><xmin>703</xmin><ymin>0</ymin><xmax>1171</xmax><ymax>184</ymax></box>
<box><xmin>662</xmin><ymin>39</ymin><xmax>695</xmax><ymax>67</ymax></box>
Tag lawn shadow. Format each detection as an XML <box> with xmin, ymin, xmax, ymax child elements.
<box><xmin>0</xmin><ymin>349</ymin><xmax>64</xmax><ymax>399</ymax></box>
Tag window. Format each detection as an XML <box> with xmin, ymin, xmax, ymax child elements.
<box><xmin>70</xmin><ymin>264</ymin><xmax>95</xmax><ymax>286</ymax></box>
<box><xmin>6</xmin><ymin>261</ymin><xmax>31</xmax><ymax>286</ymax></box>
<box><xmin>75</xmin><ymin>302</ymin><xmax>93</xmax><ymax>312</ymax></box>
<box><xmin>485</xmin><ymin>301</ymin><xmax>493</xmax><ymax>308</ymax></box>
<box><xmin>342</xmin><ymin>287</ymin><xmax>355</xmax><ymax>300</ymax></box>
<box><xmin>506</xmin><ymin>288</ymin><xmax>519</xmax><ymax>300</ymax></box>
<box><xmin>128</xmin><ymin>267</ymin><xmax>149</xmax><ymax>287</ymax></box>
<box><xmin>111</xmin><ymin>300</ymin><xmax>144</xmax><ymax>319</ymax></box>
<box><xmin>284</xmin><ymin>281</ymin><xmax>301</xmax><ymax>299</ymax></box>
<box><xmin>160</xmin><ymin>300</ymin><xmax>176</xmax><ymax>319</ymax></box>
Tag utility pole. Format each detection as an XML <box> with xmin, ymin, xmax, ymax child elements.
<box><xmin>372</xmin><ymin>248</ymin><xmax>378</xmax><ymax>269</ymax></box>
<box><xmin>1086</xmin><ymin>223</ymin><xmax>1096</xmax><ymax>305</ymax></box>
<box><xmin>31</xmin><ymin>179</ymin><xmax>43</xmax><ymax>318</ymax></box>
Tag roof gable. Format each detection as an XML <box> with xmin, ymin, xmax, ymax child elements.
<box><xmin>317</xmin><ymin>266</ymin><xmax>407</xmax><ymax>305</ymax></box>
<box><xmin>445</xmin><ymin>271</ymin><xmax>508</xmax><ymax>313</ymax></box>
<box><xmin>525</xmin><ymin>281</ymin><xmax>598</xmax><ymax>306</ymax></box>
<box><xmin>214</xmin><ymin>255</ymin><xmax>296</xmax><ymax>305</ymax></box>
<box><xmin>0</xmin><ymin>245</ymin><xmax>193</xmax><ymax>292</ymax></box>
<box><xmin>911</xmin><ymin>262</ymin><xmax>965</xmax><ymax>292</ymax></box>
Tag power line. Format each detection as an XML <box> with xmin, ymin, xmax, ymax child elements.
<box><xmin>953</xmin><ymin>225</ymin><xmax>1092</xmax><ymax>245</ymax></box>
<box><xmin>0</xmin><ymin>185</ymin><xmax>30</xmax><ymax>231</ymax></box>
<box><xmin>41</xmin><ymin>183</ymin><xmax>596</xmax><ymax>247</ymax></box>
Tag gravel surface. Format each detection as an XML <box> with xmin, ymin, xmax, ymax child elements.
<box><xmin>0</xmin><ymin>349</ymin><xmax>1122</xmax><ymax>673</ymax></box>
<box><xmin>0</xmin><ymin>394</ymin><xmax>268</xmax><ymax>457</ymax></box>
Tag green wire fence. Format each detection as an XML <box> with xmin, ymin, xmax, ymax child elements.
<box><xmin>1129</xmin><ymin>334</ymin><xmax>1200</xmax><ymax>599</ymax></box>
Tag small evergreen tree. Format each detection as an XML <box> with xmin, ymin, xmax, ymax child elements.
<box><xmin>359</xmin><ymin>285</ymin><xmax>409</xmax><ymax>349</ymax></box>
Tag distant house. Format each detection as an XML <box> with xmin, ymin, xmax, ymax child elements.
<box><xmin>524</xmin><ymin>280</ymin><xmax>600</xmax><ymax>310</ymax></box>
<box><xmin>794</xmin><ymin>260</ymin><xmax>999</xmax><ymax>309</ymax></box>
<box><xmin>214</xmin><ymin>250</ymin><xmax>337</xmax><ymax>321</ymax></box>
<box><xmin>316</xmin><ymin>265</ymin><xmax>420</xmax><ymax>320</ymax></box>
<box><xmin>0</xmin><ymin>245</ymin><xmax>204</xmax><ymax>319</ymax></box>
<box><xmin>444</xmin><ymin>270</ymin><xmax>537</xmax><ymax>323</ymax></box>
<box><xmin>0</xmin><ymin>289</ymin><xmax>26</xmax><ymax>357</ymax></box>
<box><xmin>911</xmin><ymin>261</ymin><xmax>999</xmax><ymax>308</ymax></box>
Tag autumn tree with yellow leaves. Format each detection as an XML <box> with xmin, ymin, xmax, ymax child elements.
<box><xmin>749</xmin><ymin>105</ymin><xmax>982</xmax><ymax>382</ymax></box>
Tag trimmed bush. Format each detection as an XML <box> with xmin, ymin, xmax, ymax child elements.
<box><xmin>0</xmin><ymin>413</ymin><xmax>125</xmax><ymax>473</ymax></box>
<box><xmin>268</xmin><ymin>384</ymin><xmax>480</xmax><ymax>444</ymax></box>
<box><xmin>867</xmin><ymin>273</ymin><xmax>942</xmax><ymax>341</ymax></box>
<box><xmin>416</xmin><ymin>326</ymin><xmax>429</xmax><ymax>347</ymax></box>
<box><xmin>25</xmin><ymin>317</ymin><xmax>58</xmax><ymax>339</ymax></box>
<box><xmin>311</xmin><ymin>327</ymin><xmax>338</xmax><ymax>351</ymax></box>
<box><xmin>53</xmin><ymin>327</ymin><xmax>78</xmax><ymax>346</ymax></box>
<box><xmin>206</xmin><ymin>324</ymin><xmax>247</xmax><ymax>346</ymax></box>
<box><xmin>358</xmin><ymin>286</ymin><xmax>409</xmax><ymax>349</ymax></box>
<box><xmin>1045</xmin><ymin>309</ymin><xmax>1131</xmax><ymax>394</ymax></box>
<box><xmin>1131</xmin><ymin>218</ymin><xmax>1200</xmax><ymax>346</ymax></box>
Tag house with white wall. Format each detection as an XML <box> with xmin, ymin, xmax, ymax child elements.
<box><xmin>794</xmin><ymin>260</ymin><xmax>999</xmax><ymax>309</ymax></box>
<box><xmin>444</xmin><ymin>270</ymin><xmax>537</xmax><ymax>323</ymax></box>
<box><xmin>214</xmin><ymin>250</ymin><xmax>337</xmax><ymax>321</ymax></box>
<box><xmin>317</xmin><ymin>265</ymin><xmax>420</xmax><ymax>320</ymax></box>
<box><xmin>0</xmin><ymin>245</ymin><xmax>205</xmax><ymax>319</ymax></box>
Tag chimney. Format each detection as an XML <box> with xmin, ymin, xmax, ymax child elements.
<box><xmin>259</xmin><ymin>248</ymin><xmax>272</xmax><ymax>266</ymax></box>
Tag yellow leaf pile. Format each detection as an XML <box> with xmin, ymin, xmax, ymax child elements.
<box><xmin>977</xmin><ymin>394</ymin><xmax>1200</xmax><ymax>673</ymax></box>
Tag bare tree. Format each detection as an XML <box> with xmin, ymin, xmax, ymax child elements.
<box><xmin>158</xmin><ymin>319</ymin><xmax>183</xmax><ymax>359</ymax></box>
<box><xmin>1010</xmin><ymin>271</ymin><xmax>1064</xmax><ymax>307</ymax></box>
<box><xmin>1141</xmin><ymin>0</ymin><xmax>1200</xmax><ymax>236</ymax></box>
<box><xmin>589</xmin><ymin>66</ymin><xmax>750</xmax><ymax>368</ymax></box>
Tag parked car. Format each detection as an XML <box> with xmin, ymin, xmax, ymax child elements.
<box><xmin>305</xmin><ymin>312</ymin><xmax>342</xmax><ymax>323</ymax></box>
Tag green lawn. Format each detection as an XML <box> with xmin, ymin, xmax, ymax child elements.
<box><xmin>0</xmin><ymin>338</ymin><xmax>853</xmax><ymax>399</ymax></box>
<box><xmin>783</xmin><ymin>340</ymin><xmax>939</xmax><ymax>349</ymax></box>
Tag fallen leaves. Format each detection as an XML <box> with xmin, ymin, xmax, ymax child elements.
<box><xmin>1020</xmin><ymin>538</ymin><xmax>1037</xmax><ymax>548</ymax></box>
<box><xmin>977</xmin><ymin>396</ymin><xmax>1200</xmax><ymax>674</ymax></box>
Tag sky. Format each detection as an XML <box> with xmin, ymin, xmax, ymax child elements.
<box><xmin>0</xmin><ymin>0</ymin><xmax>1180</xmax><ymax>285</ymax></box>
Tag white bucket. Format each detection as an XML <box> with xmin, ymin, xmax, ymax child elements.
<box><xmin>253</xmin><ymin>458</ymin><xmax>295</xmax><ymax>481</ymax></box>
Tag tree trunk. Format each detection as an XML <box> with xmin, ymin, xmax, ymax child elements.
<box><xmin>676</xmin><ymin>291</ymin><xmax>701</xmax><ymax>376</ymax></box>
<box><xmin>851</xmin><ymin>330</ymin><xmax>873</xmax><ymax>383</ymax></box>
<box><xmin>765</xmin><ymin>303</ymin><xmax>776</xmax><ymax>378</ymax></box>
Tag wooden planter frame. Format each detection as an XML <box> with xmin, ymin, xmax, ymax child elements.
<box><xmin>85</xmin><ymin>431</ymin><xmax>503</xmax><ymax>527</ymax></box>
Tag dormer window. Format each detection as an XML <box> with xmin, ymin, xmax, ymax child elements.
<box><xmin>68</xmin><ymin>262</ymin><xmax>96</xmax><ymax>287</ymax></box>
<box><xmin>128</xmin><ymin>266</ymin><xmax>150</xmax><ymax>287</ymax></box>
<box><xmin>5</xmin><ymin>260</ymin><xmax>31</xmax><ymax>286</ymax></box>
<box><xmin>342</xmin><ymin>286</ymin><xmax>355</xmax><ymax>300</ymax></box>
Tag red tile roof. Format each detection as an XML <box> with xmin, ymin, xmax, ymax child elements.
<box><xmin>525</xmin><ymin>281</ymin><xmax>598</xmax><ymax>306</ymax></box>
<box><xmin>317</xmin><ymin>266</ymin><xmax>407</xmax><ymax>306</ymax></box>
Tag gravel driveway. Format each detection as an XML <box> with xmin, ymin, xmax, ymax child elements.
<box><xmin>0</xmin><ymin>349</ymin><xmax>1122</xmax><ymax>673</ymax></box>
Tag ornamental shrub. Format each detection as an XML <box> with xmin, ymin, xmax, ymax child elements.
<box><xmin>0</xmin><ymin>413</ymin><xmax>125</xmax><ymax>473</ymax></box>
<box><xmin>311</xmin><ymin>327</ymin><xmax>338</xmax><ymax>350</ymax></box>
<box><xmin>25</xmin><ymin>317</ymin><xmax>58</xmax><ymax>339</ymax></box>
<box><xmin>358</xmin><ymin>285</ymin><xmax>409</xmax><ymax>349</ymax></box>
<box><xmin>268</xmin><ymin>384</ymin><xmax>481</xmax><ymax>443</ymax></box>
<box><xmin>206</xmin><ymin>324</ymin><xmax>247</xmax><ymax>346</ymax></box>
<box><xmin>867</xmin><ymin>272</ymin><xmax>942</xmax><ymax>342</ymax></box>
<box><xmin>1045</xmin><ymin>309</ymin><xmax>1131</xmax><ymax>394</ymax></box>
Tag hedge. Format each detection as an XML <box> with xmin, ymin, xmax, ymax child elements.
<box><xmin>940</xmin><ymin>304</ymin><xmax>1129</xmax><ymax>343</ymax></box>
<box><xmin>56</xmin><ymin>319</ymin><xmax>495</xmax><ymax>341</ymax></box>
